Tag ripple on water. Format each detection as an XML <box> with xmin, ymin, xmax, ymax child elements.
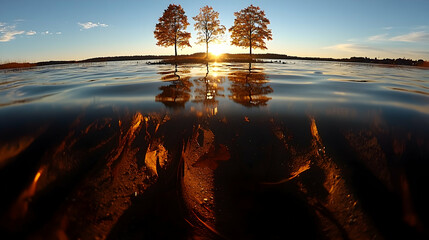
<box><xmin>0</xmin><ymin>60</ymin><xmax>427</xmax><ymax>115</ymax></box>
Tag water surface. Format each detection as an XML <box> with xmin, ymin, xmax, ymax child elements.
<box><xmin>1</xmin><ymin>60</ymin><xmax>428</xmax><ymax>239</ymax></box>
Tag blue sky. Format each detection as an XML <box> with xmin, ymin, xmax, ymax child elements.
<box><xmin>1</xmin><ymin>0</ymin><xmax>429</xmax><ymax>62</ymax></box>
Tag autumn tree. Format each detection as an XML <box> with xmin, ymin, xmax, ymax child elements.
<box><xmin>193</xmin><ymin>6</ymin><xmax>226</xmax><ymax>58</ymax></box>
<box><xmin>154</xmin><ymin>4</ymin><xmax>191</xmax><ymax>57</ymax></box>
<box><xmin>229</xmin><ymin>5</ymin><xmax>272</xmax><ymax>56</ymax></box>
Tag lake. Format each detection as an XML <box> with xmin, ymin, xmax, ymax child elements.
<box><xmin>1</xmin><ymin>60</ymin><xmax>428</xmax><ymax>239</ymax></box>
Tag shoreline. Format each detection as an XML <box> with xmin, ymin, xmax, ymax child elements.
<box><xmin>1</xmin><ymin>53</ymin><xmax>428</xmax><ymax>70</ymax></box>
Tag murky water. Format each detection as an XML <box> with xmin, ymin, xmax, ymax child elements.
<box><xmin>1</xmin><ymin>60</ymin><xmax>428</xmax><ymax>239</ymax></box>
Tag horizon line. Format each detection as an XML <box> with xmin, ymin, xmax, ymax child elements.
<box><xmin>1</xmin><ymin>53</ymin><xmax>428</xmax><ymax>70</ymax></box>
<box><xmin>26</xmin><ymin>52</ymin><xmax>429</xmax><ymax>63</ymax></box>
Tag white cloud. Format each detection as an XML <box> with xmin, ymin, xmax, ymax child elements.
<box><xmin>26</xmin><ymin>30</ymin><xmax>37</xmax><ymax>35</ymax></box>
<box><xmin>389</xmin><ymin>31</ymin><xmax>429</xmax><ymax>42</ymax></box>
<box><xmin>40</xmin><ymin>31</ymin><xmax>62</xmax><ymax>35</ymax></box>
<box><xmin>0</xmin><ymin>22</ymin><xmax>61</xmax><ymax>42</ymax></box>
<box><xmin>414</xmin><ymin>25</ymin><xmax>428</xmax><ymax>30</ymax></box>
<box><xmin>367</xmin><ymin>31</ymin><xmax>429</xmax><ymax>43</ymax></box>
<box><xmin>78</xmin><ymin>21</ymin><xmax>108</xmax><ymax>30</ymax></box>
<box><xmin>0</xmin><ymin>30</ymin><xmax>25</xmax><ymax>42</ymax></box>
<box><xmin>346</xmin><ymin>38</ymin><xmax>358</xmax><ymax>42</ymax></box>
<box><xmin>325</xmin><ymin>42</ymin><xmax>429</xmax><ymax>60</ymax></box>
<box><xmin>368</xmin><ymin>34</ymin><xmax>388</xmax><ymax>41</ymax></box>
<box><xmin>0</xmin><ymin>23</ymin><xmax>25</xmax><ymax>42</ymax></box>
<box><xmin>383</xmin><ymin>26</ymin><xmax>393</xmax><ymax>30</ymax></box>
<box><xmin>324</xmin><ymin>43</ymin><xmax>377</xmax><ymax>52</ymax></box>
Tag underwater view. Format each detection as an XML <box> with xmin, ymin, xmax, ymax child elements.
<box><xmin>1</xmin><ymin>60</ymin><xmax>429</xmax><ymax>239</ymax></box>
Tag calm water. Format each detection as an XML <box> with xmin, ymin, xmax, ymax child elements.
<box><xmin>1</xmin><ymin>60</ymin><xmax>428</xmax><ymax>239</ymax></box>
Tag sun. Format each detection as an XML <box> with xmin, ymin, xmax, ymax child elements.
<box><xmin>210</xmin><ymin>43</ymin><xmax>227</xmax><ymax>57</ymax></box>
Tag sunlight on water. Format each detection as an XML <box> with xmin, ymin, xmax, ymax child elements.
<box><xmin>0</xmin><ymin>60</ymin><xmax>428</xmax><ymax>239</ymax></box>
<box><xmin>1</xmin><ymin>60</ymin><xmax>428</xmax><ymax>115</ymax></box>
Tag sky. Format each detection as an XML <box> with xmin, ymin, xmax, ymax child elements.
<box><xmin>1</xmin><ymin>0</ymin><xmax>429</xmax><ymax>62</ymax></box>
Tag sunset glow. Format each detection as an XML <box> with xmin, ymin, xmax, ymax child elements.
<box><xmin>0</xmin><ymin>1</ymin><xmax>428</xmax><ymax>62</ymax></box>
<box><xmin>210</xmin><ymin>43</ymin><xmax>227</xmax><ymax>57</ymax></box>
<box><xmin>1</xmin><ymin>1</ymin><xmax>429</xmax><ymax>239</ymax></box>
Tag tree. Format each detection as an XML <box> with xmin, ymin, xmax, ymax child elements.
<box><xmin>193</xmin><ymin>6</ymin><xmax>226</xmax><ymax>58</ymax></box>
<box><xmin>229</xmin><ymin>5</ymin><xmax>272</xmax><ymax>56</ymax></box>
<box><xmin>154</xmin><ymin>4</ymin><xmax>191</xmax><ymax>57</ymax></box>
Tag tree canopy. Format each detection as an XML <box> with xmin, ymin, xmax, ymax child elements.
<box><xmin>229</xmin><ymin>5</ymin><xmax>272</xmax><ymax>55</ymax></box>
<box><xmin>193</xmin><ymin>6</ymin><xmax>226</xmax><ymax>58</ymax></box>
<box><xmin>154</xmin><ymin>4</ymin><xmax>191</xmax><ymax>57</ymax></box>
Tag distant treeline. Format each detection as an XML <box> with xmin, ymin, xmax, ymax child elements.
<box><xmin>35</xmin><ymin>55</ymin><xmax>165</xmax><ymax>66</ymax></box>
<box><xmin>78</xmin><ymin>53</ymin><xmax>429</xmax><ymax>67</ymax></box>
<box><xmin>1</xmin><ymin>53</ymin><xmax>428</xmax><ymax>70</ymax></box>
<box><xmin>298</xmin><ymin>56</ymin><xmax>429</xmax><ymax>67</ymax></box>
<box><xmin>225</xmin><ymin>54</ymin><xmax>429</xmax><ymax>67</ymax></box>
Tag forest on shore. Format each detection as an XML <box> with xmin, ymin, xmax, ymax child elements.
<box><xmin>1</xmin><ymin>53</ymin><xmax>428</xmax><ymax>70</ymax></box>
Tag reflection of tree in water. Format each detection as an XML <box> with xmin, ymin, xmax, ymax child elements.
<box><xmin>228</xmin><ymin>63</ymin><xmax>273</xmax><ymax>107</ymax></box>
<box><xmin>193</xmin><ymin>64</ymin><xmax>225</xmax><ymax>115</ymax></box>
<box><xmin>155</xmin><ymin>65</ymin><xmax>193</xmax><ymax>108</ymax></box>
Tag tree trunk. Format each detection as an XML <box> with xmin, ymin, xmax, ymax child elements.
<box><xmin>174</xmin><ymin>19</ymin><xmax>178</xmax><ymax>60</ymax></box>
<box><xmin>249</xmin><ymin>30</ymin><xmax>253</xmax><ymax>59</ymax></box>
<box><xmin>206</xmin><ymin>42</ymin><xmax>209</xmax><ymax>59</ymax></box>
<box><xmin>249</xmin><ymin>39</ymin><xmax>252</xmax><ymax>59</ymax></box>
